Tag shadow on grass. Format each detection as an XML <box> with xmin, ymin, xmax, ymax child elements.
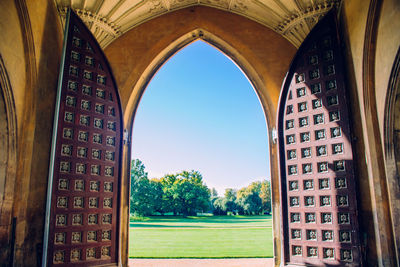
<box><xmin>130</xmin><ymin>223</ymin><xmax>208</xmax><ymax>228</ymax></box>
<box><xmin>131</xmin><ymin>215</ymin><xmax>272</xmax><ymax>224</ymax></box>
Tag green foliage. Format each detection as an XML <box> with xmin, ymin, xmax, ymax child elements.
<box><xmin>212</xmin><ymin>197</ymin><xmax>227</xmax><ymax>215</ymax></box>
<box><xmin>130</xmin><ymin>159</ymin><xmax>152</xmax><ymax>216</ymax></box>
<box><xmin>175</xmin><ymin>171</ymin><xmax>210</xmax><ymax>216</ymax></box>
<box><xmin>160</xmin><ymin>174</ymin><xmax>179</xmax><ymax>214</ymax></box>
<box><xmin>260</xmin><ymin>180</ymin><xmax>272</xmax><ymax>214</ymax></box>
<box><xmin>130</xmin><ymin>160</ymin><xmax>210</xmax><ymax>216</ymax></box>
<box><xmin>210</xmin><ymin>188</ymin><xmax>219</xmax><ymax>197</ymax></box>
<box><xmin>149</xmin><ymin>178</ymin><xmax>164</xmax><ymax>214</ymax></box>
<box><xmin>130</xmin><ymin>159</ymin><xmax>272</xmax><ymax>216</ymax></box>
<box><xmin>224</xmin><ymin>188</ymin><xmax>237</xmax><ymax>213</ymax></box>
<box><xmin>161</xmin><ymin>170</ymin><xmax>210</xmax><ymax>216</ymax></box>
<box><xmin>129</xmin><ymin>215</ymin><xmax>150</xmax><ymax>222</ymax></box>
<box><xmin>131</xmin><ymin>175</ymin><xmax>163</xmax><ymax>216</ymax></box>
<box><xmin>236</xmin><ymin>187</ymin><xmax>262</xmax><ymax>215</ymax></box>
<box><xmin>131</xmin><ymin>159</ymin><xmax>148</xmax><ymax>180</ymax></box>
<box><xmin>211</xmin><ymin>180</ymin><xmax>271</xmax><ymax>215</ymax></box>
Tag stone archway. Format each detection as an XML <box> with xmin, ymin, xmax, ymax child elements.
<box><xmin>384</xmin><ymin>48</ymin><xmax>400</xmax><ymax>263</ymax></box>
<box><xmin>0</xmin><ymin>54</ymin><xmax>17</xmax><ymax>264</ymax></box>
<box><xmin>103</xmin><ymin>6</ymin><xmax>296</xmax><ymax>266</ymax></box>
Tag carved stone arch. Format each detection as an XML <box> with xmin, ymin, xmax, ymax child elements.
<box><xmin>103</xmin><ymin>6</ymin><xmax>298</xmax><ymax>266</ymax></box>
<box><xmin>124</xmin><ymin>28</ymin><xmax>274</xmax><ymax>130</ymax></box>
<box><xmin>120</xmin><ymin>28</ymin><xmax>283</xmax><ymax>266</ymax></box>
<box><xmin>383</xmin><ymin>47</ymin><xmax>400</xmax><ymax>264</ymax></box>
<box><xmin>0</xmin><ymin>53</ymin><xmax>18</xmax><ymax>263</ymax></box>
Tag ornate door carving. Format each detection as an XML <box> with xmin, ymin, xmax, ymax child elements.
<box><xmin>277</xmin><ymin>12</ymin><xmax>361</xmax><ymax>266</ymax></box>
<box><xmin>44</xmin><ymin>10</ymin><xmax>122</xmax><ymax>266</ymax></box>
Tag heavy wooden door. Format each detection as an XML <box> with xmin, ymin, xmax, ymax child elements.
<box><xmin>44</xmin><ymin>10</ymin><xmax>122</xmax><ymax>266</ymax></box>
<box><xmin>277</xmin><ymin>12</ymin><xmax>361</xmax><ymax>266</ymax></box>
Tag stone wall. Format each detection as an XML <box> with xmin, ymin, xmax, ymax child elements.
<box><xmin>0</xmin><ymin>0</ymin><xmax>63</xmax><ymax>265</ymax></box>
<box><xmin>0</xmin><ymin>0</ymin><xmax>399</xmax><ymax>265</ymax></box>
<box><xmin>104</xmin><ymin>6</ymin><xmax>297</xmax><ymax>265</ymax></box>
<box><xmin>340</xmin><ymin>0</ymin><xmax>399</xmax><ymax>264</ymax></box>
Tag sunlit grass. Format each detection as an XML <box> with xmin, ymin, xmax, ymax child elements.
<box><xmin>129</xmin><ymin>215</ymin><xmax>273</xmax><ymax>258</ymax></box>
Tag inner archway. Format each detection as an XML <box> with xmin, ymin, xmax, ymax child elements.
<box><xmin>104</xmin><ymin>6</ymin><xmax>297</xmax><ymax>266</ymax></box>
<box><xmin>129</xmin><ymin>40</ymin><xmax>272</xmax><ymax>260</ymax></box>
<box><xmin>0</xmin><ymin>55</ymin><xmax>17</xmax><ymax>264</ymax></box>
<box><xmin>384</xmin><ymin>49</ymin><xmax>400</xmax><ymax>262</ymax></box>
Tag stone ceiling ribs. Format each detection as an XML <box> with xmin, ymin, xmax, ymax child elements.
<box><xmin>54</xmin><ymin>0</ymin><xmax>341</xmax><ymax>48</ymax></box>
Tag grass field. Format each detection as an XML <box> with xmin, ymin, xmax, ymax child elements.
<box><xmin>129</xmin><ymin>215</ymin><xmax>273</xmax><ymax>258</ymax></box>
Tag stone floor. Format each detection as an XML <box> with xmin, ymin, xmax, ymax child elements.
<box><xmin>129</xmin><ymin>258</ymin><xmax>274</xmax><ymax>267</ymax></box>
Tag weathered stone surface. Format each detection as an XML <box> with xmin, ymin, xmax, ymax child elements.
<box><xmin>0</xmin><ymin>0</ymin><xmax>399</xmax><ymax>266</ymax></box>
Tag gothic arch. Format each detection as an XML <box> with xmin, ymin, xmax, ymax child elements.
<box><xmin>104</xmin><ymin>6</ymin><xmax>297</xmax><ymax>266</ymax></box>
<box><xmin>0</xmin><ymin>54</ymin><xmax>17</xmax><ymax>263</ymax></box>
<box><xmin>383</xmin><ymin>47</ymin><xmax>400</xmax><ymax>264</ymax></box>
<box><xmin>123</xmin><ymin>29</ymin><xmax>274</xmax><ymax>133</ymax></box>
<box><xmin>120</xmin><ymin>30</ymin><xmax>284</xmax><ymax>266</ymax></box>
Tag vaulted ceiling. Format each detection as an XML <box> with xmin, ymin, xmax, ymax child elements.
<box><xmin>55</xmin><ymin>0</ymin><xmax>340</xmax><ymax>48</ymax></box>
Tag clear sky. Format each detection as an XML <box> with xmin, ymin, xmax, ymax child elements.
<box><xmin>131</xmin><ymin>40</ymin><xmax>270</xmax><ymax>196</ymax></box>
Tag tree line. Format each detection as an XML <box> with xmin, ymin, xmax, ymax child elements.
<box><xmin>130</xmin><ymin>159</ymin><xmax>271</xmax><ymax>216</ymax></box>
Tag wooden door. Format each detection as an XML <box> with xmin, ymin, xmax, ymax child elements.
<box><xmin>277</xmin><ymin>11</ymin><xmax>361</xmax><ymax>266</ymax></box>
<box><xmin>44</xmin><ymin>10</ymin><xmax>122</xmax><ymax>266</ymax></box>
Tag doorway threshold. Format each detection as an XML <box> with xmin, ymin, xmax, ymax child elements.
<box><xmin>129</xmin><ymin>258</ymin><xmax>273</xmax><ymax>267</ymax></box>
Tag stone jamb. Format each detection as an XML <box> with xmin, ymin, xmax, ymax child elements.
<box><xmin>0</xmin><ymin>53</ymin><xmax>17</xmax><ymax>265</ymax></box>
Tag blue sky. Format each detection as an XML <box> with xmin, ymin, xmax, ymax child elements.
<box><xmin>131</xmin><ymin>40</ymin><xmax>269</xmax><ymax>196</ymax></box>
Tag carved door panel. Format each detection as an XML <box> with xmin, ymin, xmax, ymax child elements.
<box><xmin>45</xmin><ymin>10</ymin><xmax>122</xmax><ymax>266</ymax></box>
<box><xmin>277</xmin><ymin>12</ymin><xmax>361</xmax><ymax>266</ymax></box>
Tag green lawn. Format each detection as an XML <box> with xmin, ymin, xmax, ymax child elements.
<box><xmin>129</xmin><ymin>215</ymin><xmax>273</xmax><ymax>258</ymax></box>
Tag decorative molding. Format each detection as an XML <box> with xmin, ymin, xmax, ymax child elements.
<box><xmin>230</xmin><ymin>0</ymin><xmax>248</xmax><ymax>13</ymax></box>
<box><xmin>55</xmin><ymin>0</ymin><xmax>341</xmax><ymax>49</ymax></box>
<box><xmin>0</xmin><ymin>54</ymin><xmax>17</xmax><ymax>227</ymax></box>
<box><xmin>384</xmin><ymin>48</ymin><xmax>400</xmax><ymax>160</ymax></box>
<box><xmin>148</xmin><ymin>0</ymin><xmax>166</xmax><ymax>14</ymax></box>
<box><xmin>57</xmin><ymin>7</ymin><xmax>123</xmax><ymax>48</ymax></box>
<box><xmin>275</xmin><ymin>1</ymin><xmax>340</xmax><ymax>47</ymax></box>
<box><xmin>383</xmin><ymin>47</ymin><xmax>400</xmax><ymax>265</ymax></box>
<box><xmin>0</xmin><ymin>53</ymin><xmax>17</xmax><ymax>267</ymax></box>
<box><xmin>13</xmin><ymin>1</ymin><xmax>39</xmax><ymax>264</ymax></box>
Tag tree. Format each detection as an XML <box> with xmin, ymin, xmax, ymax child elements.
<box><xmin>236</xmin><ymin>184</ymin><xmax>262</xmax><ymax>215</ymax></box>
<box><xmin>130</xmin><ymin>160</ymin><xmax>272</xmax><ymax>217</ymax></box>
<box><xmin>160</xmin><ymin>174</ymin><xmax>179</xmax><ymax>215</ymax></box>
<box><xmin>149</xmin><ymin>178</ymin><xmax>164</xmax><ymax>214</ymax></box>
<box><xmin>212</xmin><ymin>197</ymin><xmax>227</xmax><ymax>215</ymax></box>
<box><xmin>210</xmin><ymin>188</ymin><xmax>219</xmax><ymax>198</ymax></box>
<box><xmin>130</xmin><ymin>175</ymin><xmax>155</xmax><ymax>216</ymax></box>
<box><xmin>130</xmin><ymin>159</ymin><xmax>150</xmax><ymax>215</ymax></box>
<box><xmin>130</xmin><ymin>159</ymin><xmax>161</xmax><ymax>216</ymax></box>
<box><xmin>158</xmin><ymin>171</ymin><xmax>210</xmax><ymax>216</ymax></box>
<box><xmin>224</xmin><ymin>188</ymin><xmax>237</xmax><ymax>213</ymax></box>
<box><xmin>131</xmin><ymin>159</ymin><xmax>148</xmax><ymax>181</ymax></box>
<box><xmin>172</xmin><ymin>171</ymin><xmax>210</xmax><ymax>216</ymax></box>
<box><xmin>259</xmin><ymin>180</ymin><xmax>271</xmax><ymax>214</ymax></box>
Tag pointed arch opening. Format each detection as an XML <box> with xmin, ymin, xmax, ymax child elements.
<box><xmin>128</xmin><ymin>38</ymin><xmax>273</xmax><ymax>259</ymax></box>
<box><xmin>103</xmin><ymin>7</ymin><xmax>298</xmax><ymax>266</ymax></box>
<box><xmin>120</xmin><ymin>29</ymin><xmax>282</xmax><ymax>265</ymax></box>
